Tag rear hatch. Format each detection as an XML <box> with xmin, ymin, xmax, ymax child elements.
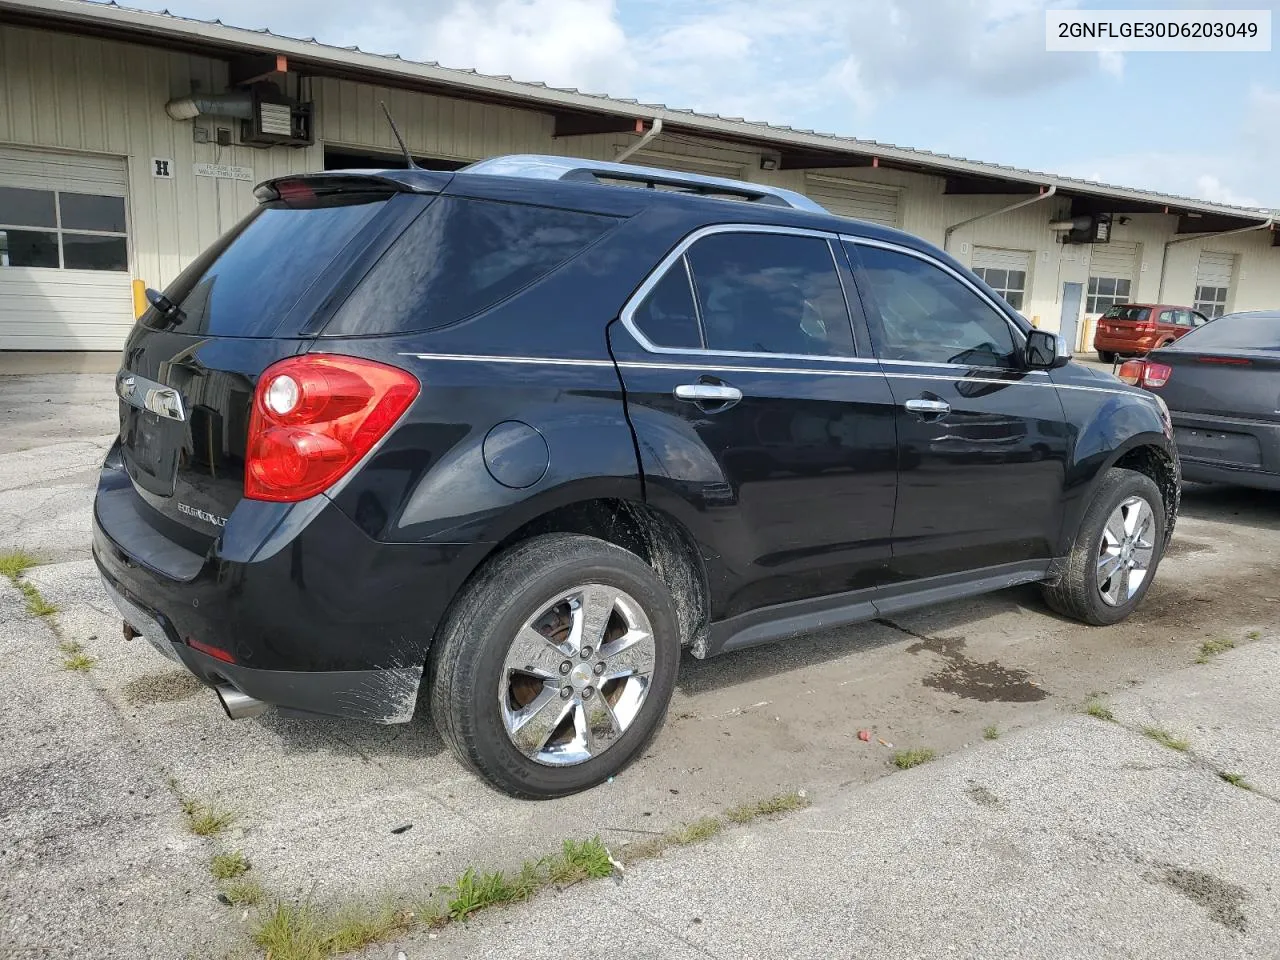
<box><xmin>115</xmin><ymin>173</ymin><xmax>441</xmax><ymax>543</ymax></box>
<box><xmin>1096</xmin><ymin>305</ymin><xmax>1154</xmax><ymax>338</ymax></box>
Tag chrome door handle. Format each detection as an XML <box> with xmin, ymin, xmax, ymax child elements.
<box><xmin>674</xmin><ymin>384</ymin><xmax>743</xmax><ymax>403</ymax></box>
<box><xmin>904</xmin><ymin>398</ymin><xmax>950</xmax><ymax>416</ymax></box>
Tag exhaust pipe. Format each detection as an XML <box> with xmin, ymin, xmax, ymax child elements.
<box><xmin>215</xmin><ymin>683</ymin><xmax>268</xmax><ymax>720</ymax></box>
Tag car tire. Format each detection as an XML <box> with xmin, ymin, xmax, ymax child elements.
<box><xmin>429</xmin><ymin>532</ymin><xmax>682</xmax><ymax>799</ymax></box>
<box><xmin>1097</xmin><ymin>350</ymin><xmax>1116</xmax><ymax>364</ymax></box>
<box><xmin>1041</xmin><ymin>467</ymin><xmax>1166</xmax><ymax>626</ymax></box>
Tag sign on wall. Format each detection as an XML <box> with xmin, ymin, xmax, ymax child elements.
<box><xmin>193</xmin><ymin>162</ymin><xmax>254</xmax><ymax>181</ymax></box>
<box><xmin>152</xmin><ymin>158</ymin><xmax>173</xmax><ymax>178</ymax></box>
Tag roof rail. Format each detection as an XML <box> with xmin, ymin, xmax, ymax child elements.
<box><xmin>461</xmin><ymin>155</ymin><xmax>827</xmax><ymax>213</ymax></box>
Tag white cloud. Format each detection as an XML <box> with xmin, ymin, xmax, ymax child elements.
<box><xmin>1067</xmin><ymin>85</ymin><xmax>1280</xmax><ymax>208</ymax></box>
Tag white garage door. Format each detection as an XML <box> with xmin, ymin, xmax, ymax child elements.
<box><xmin>803</xmin><ymin>174</ymin><xmax>900</xmax><ymax>227</ymax></box>
<box><xmin>1086</xmin><ymin>240</ymin><xmax>1140</xmax><ymax>314</ymax></box>
<box><xmin>0</xmin><ymin>147</ymin><xmax>133</xmax><ymax>351</ymax></box>
<box><xmin>970</xmin><ymin>247</ymin><xmax>1031</xmax><ymax>310</ymax></box>
<box><xmin>1194</xmin><ymin>251</ymin><xmax>1236</xmax><ymax>318</ymax></box>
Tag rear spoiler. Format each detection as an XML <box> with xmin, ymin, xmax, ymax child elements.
<box><xmin>254</xmin><ymin>169</ymin><xmax>454</xmax><ymax>202</ymax></box>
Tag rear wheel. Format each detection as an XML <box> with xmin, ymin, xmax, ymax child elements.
<box><xmin>1042</xmin><ymin>468</ymin><xmax>1166</xmax><ymax>626</ymax></box>
<box><xmin>1097</xmin><ymin>350</ymin><xmax>1116</xmax><ymax>364</ymax></box>
<box><xmin>429</xmin><ymin>533</ymin><xmax>681</xmax><ymax>799</ymax></box>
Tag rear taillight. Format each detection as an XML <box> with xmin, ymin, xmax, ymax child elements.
<box><xmin>1116</xmin><ymin>359</ymin><xmax>1172</xmax><ymax>389</ymax></box>
<box><xmin>245</xmin><ymin>355</ymin><xmax>419</xmax><ymax>502</ymax></box>
<box><xmin>1117</xmin><ymin>359</ymin><xmax>1145</xmax><ymax>384</ymax></box>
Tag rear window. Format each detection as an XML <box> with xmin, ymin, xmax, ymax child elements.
<box><xmin>326</xmin><ymin>197</ymin><xmax>619</xmax><ymax>336</ymax></box>
<box><xmin>1167</xmin><ymin>313</ymin><xmax>1279</xmax><ymax>351</ymax></box>
<box><xmin>143</xmin><ymin>193</ymin><xmax>389</xmax><ymax>337</ymax></box>
<box><xmin>1103</xmin><ymin>305</ymin><xmax>1151</xmax><ymax>321</ymax></box>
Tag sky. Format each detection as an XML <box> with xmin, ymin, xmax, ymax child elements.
<box><xmin>125</xmin><ymin>0</ymin><xmax>1280</xmax><ymax>208</ymax></box>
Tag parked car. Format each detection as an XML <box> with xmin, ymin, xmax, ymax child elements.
<box><xmin>1119</xmin><ymin>310</ymin><xmax>1279</xmax><ymax>490</ymax></box>
<box><xmin>1093</xmin><ymin>303</ymin><xmax>1208</xmax><ymax>363</ymax></box>
<box><xmin>94</xmin><ymin>155</ymin><xmax>1179</xmax><ymax>798</ymax></box>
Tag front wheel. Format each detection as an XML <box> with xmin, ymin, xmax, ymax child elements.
<box><xmin>429</xmin><ymin>533</ymin><xmax>682</xmax><ymax>799</ymax></box>
<box><xmin>1042</xmin><ymin>468</ymin><xmax>1167</xmax><ymax>625</ymax></box>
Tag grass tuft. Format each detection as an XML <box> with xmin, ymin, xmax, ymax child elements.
<box><xmin>181</xmin><ymin>798</ymin><xmax>236</xmax><ymax>836</ymax></box>
<box><xmin>58</xmin><ymin>639</ymin><xmax>94</xmax><ymax>671</ymax></box>
<box><xmin>1084</xmin><ymin>697</ymin><xmax>1115</xmax><ymax>722</ymax></box>
<box><xmin>892</xmin><ymin>747</ymin><xmax>936</xmax><ymax>770</ymax></box>
<box><xmin>725</xmin><ymin>790</ymin><xmax>810</xmax><ymax>824</ymax></box>
<box><xmin>983</xmin><ymin>724</ymin><xmax>1000</xmax><ymax>741</ymax></box>
<box><xmin>211</xmin><ymin>851</ymin><xmax>250</xmax><ymax>880</ymax></box>
<box><xmin>0</xmin><ymin>549</ymin><xmax>40</xmax><ymax>579</ymax></box>
<box><xmin>18</xmin><ymin>580</ymin><xmax>58</xmax><ymax>618</ymax></box>
<box><xmin>1246</xmin><ymin>630</ymin><xmax>1261</xmax><ymax>641</ymax></box>
<box><xmin>1196</xmin><ymin>637</ymin><xmax>1236</xmax><ymax>664</ymax></box>
<box><xmin>252</xmin><ymin>903</ymin><xmax>325</xmax><ymax>960</ymax></box>
<box><xmin>1142</xmin><ymin>726</ymin><xmax>1190</xmax><ymax>752</ymax></box>
<box><xmin>1218</xmin><ymin>771</ymin><xmax>1252</xmax><ymax>791</ymax></box>
<box><xmin>222</xmin><ymin>879</ymin><xmax>265</xmax><ymax>906</ymax></box>
<box><xmin>545</xmin><ymin>837</ymin><xmax>614</xmax><ymax>887</ymax></box>
<box><xmin>323</xmin><ymin>904</ymin><xmax>413</xmax><ymax>954</ymax></box>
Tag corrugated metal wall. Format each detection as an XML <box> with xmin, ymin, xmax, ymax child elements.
<box><xmin>2</xmin><ymin>21</ymin><xmax>1277</xmax><ymax>351</ymax></box>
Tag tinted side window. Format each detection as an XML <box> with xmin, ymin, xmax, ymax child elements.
<box><xmin>632</xmin><ymin>258</ymin><xmax>702</xmax><ymax>348</ymax></box>
<box><xmin>685</xmin><ymin>232</ymin><xmax>854</xmax><ymax>357</ymax></box>
<box><xmin>851</xmin><ymin>243</ymin><xmax>1019</xmax><ymax>368</ymax></box>
<box><xmin>329</xmin><ymin>197</ymin><xmax>619</xmax><ymax>335</ymax></box>
<box><xmin>1158</xmin><ymin>310</ymin><xmax>1174</xmax><ymax>324</ymax></box>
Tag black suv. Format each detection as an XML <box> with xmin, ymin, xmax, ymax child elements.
<box><xmin>94</xmin><ymin>155</ymin><xmax>1179</xmax><ymax>798</ymax></box>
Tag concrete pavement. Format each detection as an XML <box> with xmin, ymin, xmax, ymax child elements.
<box><xmin>410</xmin><ymin>641</ymin><xmax>1280</xmax><ymax>960</ymax></box>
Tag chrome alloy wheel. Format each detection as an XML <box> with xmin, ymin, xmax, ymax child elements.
<box><xmin>1097</xmin><ymin>495</ymin><xmax>1156</xmax><ymax>606</ymax></box>
<box><xmin>499</xmin><ymin>584</ymin><xmax>656</xmax><ymax>766</ymax></box>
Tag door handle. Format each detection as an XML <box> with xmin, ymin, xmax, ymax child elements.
<box><xmin>674</xmin><ymin>384</ymin><xmax>743</xmax><ymax>403</ymax></box>
<box><xmin>904</xmin><ymin>398</ymin><xmax>951</xmax><ymax>417</ymax></box>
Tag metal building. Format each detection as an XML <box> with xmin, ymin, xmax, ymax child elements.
<box><xmin>1</xmin><ymin>0</ymin><xmax>1276</xmax><ymax>358</ymax></box>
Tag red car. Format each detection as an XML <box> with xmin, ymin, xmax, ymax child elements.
<box><xmin>1093</xmin><ymin>303</ymin><xmax>1209</xmax><ymax>363</ymax></box>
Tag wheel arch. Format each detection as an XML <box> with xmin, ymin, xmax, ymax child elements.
<box><xmin>444</xmin><ymin>493</ymin><xmax>712</xmax><ymax>657</ymax></box>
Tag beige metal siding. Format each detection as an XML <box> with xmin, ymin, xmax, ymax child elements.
<box><xmin>1</xmin><ymin>24</ymin><xmax>319</xmax><ymax>301</ymax></box>
<box><xmin>803</xmin><ymin>174</ymin><xmax>900</xmax><ymax>227</ymax></box>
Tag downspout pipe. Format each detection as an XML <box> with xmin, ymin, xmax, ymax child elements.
<box><xmin>943</xmin><ymin>185</ymin><xmax>1057</xmax><ymax>253</ymax></box>
<box><xmin>1156</xmin><ymin>216</ymin><xmax>1276</xmax><ymax>302</ymax></box>
<box><xmin>615</xmin><ymin>117</ymin><xmax>663</xmax><ymax>163</ymax></box>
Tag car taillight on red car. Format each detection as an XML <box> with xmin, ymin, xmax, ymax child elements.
<box><xmin>245</xmin><ymin>355</ymin><xmax>420</xmax><ymax>502</ymax></box>
<box><xmin>1117</xmin><ymin>359</ymin><xmax>1172</xmax><ymax>389</ymax></box>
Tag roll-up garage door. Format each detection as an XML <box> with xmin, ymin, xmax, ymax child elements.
<box><xmin>1193</xmin><ymin>251</ymin><xmax>1236</xmax><ymax>317</ymax></box>
<box><xmin>970</xmin><ymin>247</ymin><xmax>1031</xmax><ymax>310</ymax></box>
<box><xmin>1089</xmin><ymin>241</ymin><xmax>1139</xmax><ymax>285</ymax></box>
<box><xmin>1195</xmin><ymin>251</ymin><xmax>1235</xmax><ymax>287</ymax></box>
<box><xmin>0</xmin><ymin>147</ymin><xmax>133</xmax><ymax>351</ymax></box>
<box><xmin>803</xmin><ymin>174</ymin><xmax>900</xmax><ymax>227</ymax></box>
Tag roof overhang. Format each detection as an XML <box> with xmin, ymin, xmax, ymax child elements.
<box><xmin>2</xmin><ymin>0</ymin><xmax>1276</xmax><ymax>231</ymax></box>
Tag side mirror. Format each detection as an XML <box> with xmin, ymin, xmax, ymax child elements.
<box><xmin>1025</xmin><ymin>329</ymin><xmax>1070</xmax><ymax>369</ymax></box>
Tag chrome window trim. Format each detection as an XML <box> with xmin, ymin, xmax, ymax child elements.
<box><xmin>841</xmin><ymin>233</ymin><xmax>1034</xmax><ymax>367</ymax></box>
<box><xmin>396</xmin><ymin>350</ymin><xmax>1139</xmax><ymax>395</ymax></box>
<box><xmin>619</xmin><ymin>223</ymin><xmax>870</xmax><ymax>365</ymax></box>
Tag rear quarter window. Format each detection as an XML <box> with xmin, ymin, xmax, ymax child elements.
<box><xmin>326</xmin><ymin>197</ymin><xmax>619</xmax><ymax>336</ymax></box>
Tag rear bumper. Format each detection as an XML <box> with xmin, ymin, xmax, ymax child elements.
<box><xmin>1170</xmin><ymin>410</ymin><xmax>1280</xmax><ymax>491</ymax></box>
<box><xmin>1093</xmin><ymin>333</ymin><xmax>1157</xmax><ymax>354</ymax></box>
<box><xmin>92</xmin><ymin>450</ymin><xmax>481</xmax><ymax>723</ymax></box>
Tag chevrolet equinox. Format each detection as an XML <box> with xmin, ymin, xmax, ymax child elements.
<box><xmin>94</xmin><ymin>155</ymin><xmax>1180</xmax><ymax>798</ymax></box>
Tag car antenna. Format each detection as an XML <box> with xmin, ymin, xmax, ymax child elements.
<box><xmin>380</xmin><ymin>101</ymin><xmax>419</xmax><ymax>170</ymax></box>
